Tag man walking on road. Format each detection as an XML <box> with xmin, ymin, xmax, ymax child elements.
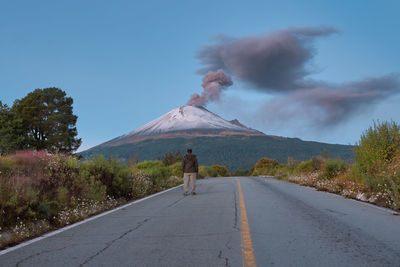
<box><xmin>182</xmin><ymin>148</ymin><xmax>198</xmax><ymax>196</ymax></box>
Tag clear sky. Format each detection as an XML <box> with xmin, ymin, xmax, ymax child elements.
<box><xmin>1</xmin><ymin>0</ymin><xmax>399</xmax><ymax>151</ymax></box>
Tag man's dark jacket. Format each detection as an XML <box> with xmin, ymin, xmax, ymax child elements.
<box><xmin>182</xmin><ymin>154</ymin><xmax>199</xmax><ymax>173</ymax></box>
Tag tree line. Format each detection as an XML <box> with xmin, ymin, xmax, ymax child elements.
<box><xmin>0</xmin><ymin>87</ymin><xmax>81</xmax><ymax>155</ymax></box>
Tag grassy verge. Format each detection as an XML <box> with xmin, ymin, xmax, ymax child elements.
<box><xmin>0</xmin><ymin>150</ymin><xmax>226</xmax><ymax>250</ymax></box>
<box><xmin>0</xmin><ymin>152</ymin><xmax>185</xmax><ymax>249</ymax></box>
<box><xmin>251</xmin><ymin>121</ymin><xmax>400</xmax><ymax>211</ymax></box>
<box><xmin>253</xmin><ymin>155</ymin><xmax>399</xmax><ymax>211</ymax></box>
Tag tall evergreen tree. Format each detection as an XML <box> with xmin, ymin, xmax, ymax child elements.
<box><xmin>12</xmin><ymin>88</ymin><xmax>81</xmax><ymax>153</ymax></box>
<box><xmin>0</xmin><ymin>101</ymin><xmax>26</xmax><ymax>155</ymax></box>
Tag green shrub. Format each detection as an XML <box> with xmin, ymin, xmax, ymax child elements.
<box><xmin>0</xmin><ymin>177</ymin><xmax>39</xmax><ymax>227</ymax></box>
<box><xmin>198</xmin><ymin>166</ymin><xmax>218</xmax><ymax>178</ymax></box>
<box><xmin>132</xmin><ymin>160</ymin><xmax>183</xmax><ymax>192</ymax></box>
<box><xmin>0</xmin><ymin>157</ymin><xmax>16</xmax><ymax>176</ymax></box>
<box><xmin>322</xmin><ymin>159</ymin><xmax>348</xmax><ymax>179</ymax></box>
<box><xmin>367</xmin><ymin>151</ymin><xmax>400</xmax><ymax>208</ymax></box>
<box><xmin>72</xmin><ymin>169</ymin><xmax>107</xmax><ymax>201</ymax></box>
<box><xmin>211</xmin><ymin>164</ymin><xmax>229</xmax><ymax>177</ymax></box>
<box><xmin>37</xmin><ymin>199</ymin><xmax>61</xmax><ymax>222</ymax></box>
<box><xmin>56</xmin><ymin>186</ymin><xmax>69</xmax><ymax>207</ymax></box>
<box><xmin>81</xmin><ymin>155</ymin><xmax>131</xmax><ymax>198</ymax></box>
<box><xmin>288</xmin><ymin>157</ymin><xmax>301</xmax><ymax>171</ymax></box>
<box><xmin>274</xmin><ymin>164</ymin><xmax>291</xmax><ymax>179</ymax></box>
<box><xmin>41</xmin><ymin>154</ymin><xmax>76</xmax><ymax>195</ymax></box>
<box><xmin>133</xmin><ymin>160</ymin><xmax>171</xmax><ymax>191</ymax></box>
<box><xmin>168</xmin><ymin>161</ymin><xmax>183</xmax><ymax>178</ymax></box>
<box><xmin>252</xmin><ymin>158</ymin><xmax>281</xmax><ymax>176</ymax></box>
<box><xmin>161</xmin><ymin>151</ymin><xmax>183</xmax><ymax>166</ymax></box>
<box><xmin>352</xmin><ymin>120</ymin><xmax>400</xmax><ymax>189</ymax></box>
<box><xmin>131</xmin><ymin>172</ymin><xmax>153</xmax><ymax>198</ymax></box>
<box><xmin>134</xmin><ymin>160</ymin><xmax>169</xmax><ymax>177</ymax></box>
<box><xmin>295</xmin><ymin>158</ymin><xmax>323</xmax><ymax>174</ymax></box>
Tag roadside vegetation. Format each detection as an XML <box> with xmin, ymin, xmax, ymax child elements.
<box><xmin>250</xmin><ymin>121</ymin><xmax>400</xmax><ymax>211</ymax></box>
<box><xmin>0</xmin><ymin>149</ymin><xmax>232</xmax><ymax>249</ymax></box>
<box><xmin>0</xmin><ymin>150</ymin><xmax>167</xmax><ymax>248</ymax></box>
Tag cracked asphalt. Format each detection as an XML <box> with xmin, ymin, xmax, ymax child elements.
<box><xmin>1</xmin><ymin>177</ymin><xmax>400</xmax><ymax>266</ymax></box>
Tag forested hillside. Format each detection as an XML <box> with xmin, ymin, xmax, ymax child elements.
<box><xmin>81</xmin><ymin>135</ymin><xmax>354</xmax><ymax>171</ymax></box>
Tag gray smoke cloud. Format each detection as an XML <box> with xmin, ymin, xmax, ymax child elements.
<box><xmin>197</xmin><ymin>26</ymin><xmax>338</xmax><ymax>92</ymax></box>
<box><xmin>194</xmin><ymin>26</ymin><xmax>400</xmax><ymax>127</ymax></box>
<box><xmin>261</xmin><ymin>74</ymin><xmax>400</xmax><ymax>127</ymax></box>
<box><xmin>188</xmin><ymin>69</ymin><xmax>233</xmax><ymax>106</ymax></box>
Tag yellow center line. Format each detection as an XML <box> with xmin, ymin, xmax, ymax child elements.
<box><xmin>236</xmin><ymin>178</ymin><xmax>257</xmax><ymax>267</ymax></box>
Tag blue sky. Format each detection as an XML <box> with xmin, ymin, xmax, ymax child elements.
<box><xmin>1</xmin><ymin>0</ymin><xmax>399</xmax><ymax>151</ymax></box>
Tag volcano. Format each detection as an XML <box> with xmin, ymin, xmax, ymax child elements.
<box><xmin>81</xmin><ymin>106</ymin><xmax>354</xmax><ymax>171</ymax></box>
<box><xmin>101</xmin><ymin>105</ymin><xmax>264</xmax><ymax>147</ymax></box>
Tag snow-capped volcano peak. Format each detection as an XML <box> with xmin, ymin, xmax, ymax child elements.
<box><xmin>127</xmin><ymin>105</ymin><xmax>258</xmax><ymax>136</ymax></box>
<box><xmin>104</xmin><ymin>105</ymin><xmax>264</xmax><ymax>146</ymax></box>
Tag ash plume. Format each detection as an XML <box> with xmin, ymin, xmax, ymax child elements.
<box><xmin>261</xmin><ymin>74</ymin><xmax>400</xmax><ymax>127</ymax></box>
<box><xmin>188</xmin><ymin>69</ymin><xmax>233</xmax><ymax>106</ymax></box>
<box><xmin>197</xmin><ymin>26</ymin><xmax>338</xmax><ymax>92</ymax></box>
<box><xmin>194</xmin><ymin>26</ymin><xmax>400</xmax><ymax>127</ymax></box>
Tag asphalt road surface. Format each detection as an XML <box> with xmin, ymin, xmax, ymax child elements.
<box><xmin>1</xmin><ymin>177</ymin><xmax>400</xmax><ymax>267</ymax></box>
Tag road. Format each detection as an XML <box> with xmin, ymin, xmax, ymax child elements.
<box><xmin>1</xmin><ymin>177</ymin><xmax>400</xmax><ymax>266</ymax></box>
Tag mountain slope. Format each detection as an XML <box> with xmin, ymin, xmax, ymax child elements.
<box><xmin>81</xmin><ymin>135</ymin><xmax>354</xmax><ymax>171</ymax></box>
<box><xmin>81</xmin><ymin>105</ymin><xmax>354</xmax><ymax>170</ymax></box>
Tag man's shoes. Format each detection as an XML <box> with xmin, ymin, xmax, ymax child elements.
<box><xmin>191</xmin><ymin>192</ymin><xmax>196</xmax><ymax>195</ymax></box>
<box><xmin>183</xmin><ymin>192</ymin><xmax>188</xmax><ymax>196</ymax></box>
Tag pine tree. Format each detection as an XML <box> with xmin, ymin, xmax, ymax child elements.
<box><xmin>12</xmin><ymin>88</ymin><xmax>81</xmax><ymax>153</ymax></box>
